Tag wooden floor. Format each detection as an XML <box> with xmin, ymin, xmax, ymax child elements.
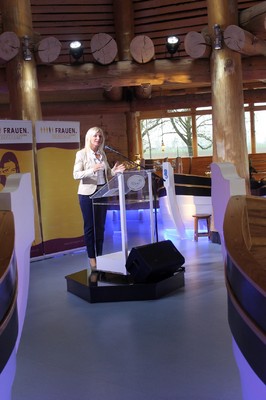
<box><xmin>12</xmin><ymin>235</ymin><xmax>243</xmax><ymax>400</ymax></box>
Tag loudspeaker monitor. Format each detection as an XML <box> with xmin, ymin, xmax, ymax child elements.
<box><xmin>126</xmin><ymin>240</ymin><xmax>185</xmax><ymax>283</ymax></box>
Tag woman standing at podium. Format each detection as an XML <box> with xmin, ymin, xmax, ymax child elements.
<box><xmin>73</xmin><ymin>126</ymin><xmax>125</xmax><ymax>269</ymax></box>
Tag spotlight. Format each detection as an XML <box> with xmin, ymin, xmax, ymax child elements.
<box><xmin>213</xmin><ymin>24</ymin><xmax>222</xmax><ymax>50</ymax></box>
<box><xmin>22</xmin><ymin>36</ymin><xmax>32</xmax><ymax>61</ymax></box>
<box><xmin>166</xmin><ymin>35</ymin><xmax>180</xmax><ymax>56</ymax></box>
<box><xmin>69</xmin><ymin>40</ymin><xmax>84</xmax><ymax>61</ymax></box>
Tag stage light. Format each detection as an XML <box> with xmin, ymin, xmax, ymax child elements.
<box><xmin>166</xmin><ymin>35</ymin><xmax>180</xmax><ymax>55</ymax></box>
<box><xmin>69</xmin><ymin>40</ymin><xmax>84</xmax><ymax>61</ymax></box>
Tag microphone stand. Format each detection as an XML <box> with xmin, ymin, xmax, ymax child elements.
<box><xmin>105</xmin><ymin>145</ymin><xmax>143</xmax><ymax>170</ymax></box>
<box><xmin>105</xmin><ymin>145</ymin><xmax>161</xmax><ymax>242</ymax></box>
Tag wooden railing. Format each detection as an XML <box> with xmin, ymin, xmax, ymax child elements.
<box><xmin>249</xmin><ymin>153</ymin><xmax>266</xmax><ymax>182</ymax></box>
<box><xmin>143</xmin><ymin>156</ymin><xmax>212</xmax><ymax>176</ymax></box>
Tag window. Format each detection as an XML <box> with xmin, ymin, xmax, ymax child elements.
<box><xmin>196</xmin><ymin>114</ymin><xmax>213</xmax><ymax>156</ymax></box>
<box><xmin>245</xmin><ymin>111</ymin><xmax>251</xmax><ymax>153</ymax></box>
<box><xmin>141</xmin><ymin>116</ymin><xmax>194</xmax><ymax>159</ymax></box>
<box><xmin>139</xmin><ymin>104</ymin><xmax>265</xmax><ymax>159</ymax></box>
<box><xmin>140</xmin><ymin>110</ymin><xmax>212</xmax><ymax>158</ymax></box>
<box><xmin>254</xmin><ymin>110</ymin><xmax>266</xmax><ymax>153</ymax></box>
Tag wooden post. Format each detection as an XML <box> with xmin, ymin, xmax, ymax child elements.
<box><xmin>1</xmin><ymin>0</ymin><xmax>42</xmax><ymax>127</ymax></box>
<box><xmin>113</xmin><ymin>0</ymin><xmax>134</xmax><ymax>61</ymax></box>
<box><xmin>1</xmin><ymin>0</ymin><xmax>43</xmax><ymax>247</ymax></box>
<box><xmin>126</xmin><ymin>112</ymin><xmax>139</xmax><ymax>163</ymax></box>
<box><xmin>207</xmin><ymin>0</ymin><xmax>250</xmax><ymax>190</ymax></box>
<box><xmin>113</xmin><ymin>0</ymin><xmax>140</xmax><ymax>158</ymax></box>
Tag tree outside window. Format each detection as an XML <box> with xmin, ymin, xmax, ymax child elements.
<box><xmin>140</xmin><ymin>112</ymin><xmax>213</xmax><ymax>159</ymax></box>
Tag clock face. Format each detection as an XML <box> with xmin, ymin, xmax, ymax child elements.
<box><xmin>127</xmin><ymin>174</ymin><xmax>146</xmax><ymax>191</ymax></box>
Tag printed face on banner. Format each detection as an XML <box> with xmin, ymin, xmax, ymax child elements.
<box><xmin>0</xmin><ymin>120</ymin><xmax>32</xmax><ymax>191</ymax></box>
<box><xmin>0</xmin><ymin>151</ymin><xmax>20</xmax><ymax>189</ymax></box>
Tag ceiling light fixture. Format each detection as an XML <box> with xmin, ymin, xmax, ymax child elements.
<box><xmin>69</xmin><ymin>40</ymin><xmax>84</xmax><ymax>62</ymax></box>
<box><xmin>166</xmin><ymin>35</ymin><xmax>180</xmax><ymax>56</ymax></box>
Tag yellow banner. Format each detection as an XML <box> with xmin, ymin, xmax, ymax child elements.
<box><xmin>36</xmin><ymin>120</ymin><xmax>83</xmax><ymax>254</ymax></box>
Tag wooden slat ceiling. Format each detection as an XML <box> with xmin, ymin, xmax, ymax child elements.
<box><xmin>0</xmin><ymin>0</ymin><xmax>265</xmax><ymax>102</ymax></box>
<box><xmin>23</xmin><ymin>0</ymin><xmax>263</xmax><ymax>64</ymax></box>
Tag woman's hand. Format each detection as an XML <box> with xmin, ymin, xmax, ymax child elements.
<box><xmin>93</xmin><ymin>163</ymin><xmax>104</xmax><ymax>173</ymax></box>
<box><xmin>113</xmin><ymin>162</ymin><xmax>126</xmax><ymax>174</ymax></box>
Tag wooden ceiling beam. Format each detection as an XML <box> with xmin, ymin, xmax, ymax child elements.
<box><xmin>0</xmin><ymin>55</ymin><xmax>265</xmax><ymax>96</ymax></box>
<box><xmin>239</xmin><ymin>2</ymin><xmax>266</xmax><ymax>38</ymax></box>
<box><xmin>1</xmin><ymin>86</ymin><xmax>265</xmax><ymax>117</ymax></box>
<box><xmin>26</xmin><ymin>56</ymin><xmax>266</xmax><ymax>91</ymax></box>
<box><xmin>26</xmin><ymin>58</ymin><xmax>212</xmax><ymax>92</ymax></box>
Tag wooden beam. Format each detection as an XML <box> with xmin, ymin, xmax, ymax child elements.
<box><xmin>184</xmin><ymin>31</ymin><xmax>211</xmax><ymax>59</ymax></box>
<box><xmin>239</xmin><ymin>1</ymin><xmax>266</xmax><ymax>39</ymax></box>
<box><xmin>1</xmin><ymin>86</ymin><xmax>266</xmax><ymax>118</ymax></box>
<box><xmin>224</xmin><ymin>25</ymin><xmax>266</xmax><ymax>56</ymax></box>
<box><xmin>17</xmin><ymin>58</ymin><xmax>212</xmax><ymax>91</ymax></box>
<box><xmin>0</xmin><ymin>55</ymin><xmax>265</xmax><ymax>99</ymax></box>
<box><xmin>19</xmin><ymin>56</ymin><xmax>266</xmax><ymax>92</ymax></box>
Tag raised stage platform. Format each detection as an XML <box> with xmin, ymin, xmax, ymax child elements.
<box><xmin>65</xmin><ymin>268</ymin><xmax>185</xmax><ymax>303</ymax></box>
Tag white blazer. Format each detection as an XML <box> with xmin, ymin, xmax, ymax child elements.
<box><xmin>73</xmin><ymin>148</ymin><xmax>114</xmax><ymax>195</ymax></box>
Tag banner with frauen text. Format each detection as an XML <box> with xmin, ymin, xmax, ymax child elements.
<box><xmin>36</xmin><ymin>120</ymin><xmax>83</xmax><ymax>254</ymax></box>
<box><xmin>0</xmin><ymin>120</ymin><xmax>43</xmax><ymax>255</ymax></box>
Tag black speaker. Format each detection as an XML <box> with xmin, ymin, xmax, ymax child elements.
<box><xmin>126</xmin><ymin>240</ymin><xmax>185</xmax><ymax>283</ymax></box>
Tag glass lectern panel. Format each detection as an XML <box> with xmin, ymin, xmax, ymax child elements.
<box><xmin>90</xmin><ymin>170</ymin><xmax>155</xmax><ymax>273</ymax></box>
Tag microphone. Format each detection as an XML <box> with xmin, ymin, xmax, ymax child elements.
<box><xmin>104</xmin><ymin>145</ymin><xmax>119</xmax><ymax>154</ymax></box>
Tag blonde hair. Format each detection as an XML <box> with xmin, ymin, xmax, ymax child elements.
<box><xmin>85</xmin><ymin>126</ymin><xmax>105</xmax><ymax>152</ymax></box>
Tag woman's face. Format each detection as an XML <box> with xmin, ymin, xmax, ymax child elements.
<box><xmin>90</xmin><ymin>131</ymin><xmax>104</xmax><ymax>151</ymax></box>
<box><xmin>1</xmin><ymin>160</ymin><xmax>17</xmax><ymax>175</ymax></box>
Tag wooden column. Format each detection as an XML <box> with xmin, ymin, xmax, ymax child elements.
<box><xmin>1</xmin><ymin>0</ymin><xmax>42</xmax><ymax>129</ymax></box>
<box><xmin>113</xmin><ymin>0</ymin><xmax>134</xmax><ymax>61</ymax></box>
<box><xmin>126</xmin><ymin>112</ymin><xmax>139</xmax><ymax>163</ymax></box>
<box><xmin>1</xmin><ymin>0</ymin><xmax>43</xmax><ymax>248</ymax></box>
<box><xmin>207</xmin><ymin>0</ymin><xmax>249</xmax><ymax>189</ymax></box>
<box><xmin>114</xmin><ymin>0</ymin><xmax>138</xmax><ymax>158</ymax></box>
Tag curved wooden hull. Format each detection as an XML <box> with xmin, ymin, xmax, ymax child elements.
<box><xmin>0</xmin><ymin>211</ymin><xmax>18</xmax><ymax>374</ymax></box>
<box><xmin>224</xmin><ymin>195</ymin><xmax>266</xmax><ymax>386</ymax></box>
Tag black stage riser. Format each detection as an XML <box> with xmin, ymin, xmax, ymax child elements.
<box><xmin>65</xmin><ymin>269</ymin><xmax>185</xmax><ymax>303</ymax></box>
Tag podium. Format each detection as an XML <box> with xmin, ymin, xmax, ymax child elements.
<box><xmin>91</xmin><ymin>169</ymin><xmax>156</xmax><ymax>274</ymax></box>
<box><xmin>66</xmin><ymin>170</ymin><xmax>185</xmax><ymax>303</ymax></box>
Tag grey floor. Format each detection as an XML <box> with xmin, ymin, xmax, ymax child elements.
<box><xmin>12</xmin><ymin>237</ymin><xmax>243</xmax><ymax>400</ymax></box>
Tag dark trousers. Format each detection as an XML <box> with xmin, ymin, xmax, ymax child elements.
<box><xmin>78</xmin><ymin>194</ymin><xmax>107</xmax><ymax>258</ymax></box>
